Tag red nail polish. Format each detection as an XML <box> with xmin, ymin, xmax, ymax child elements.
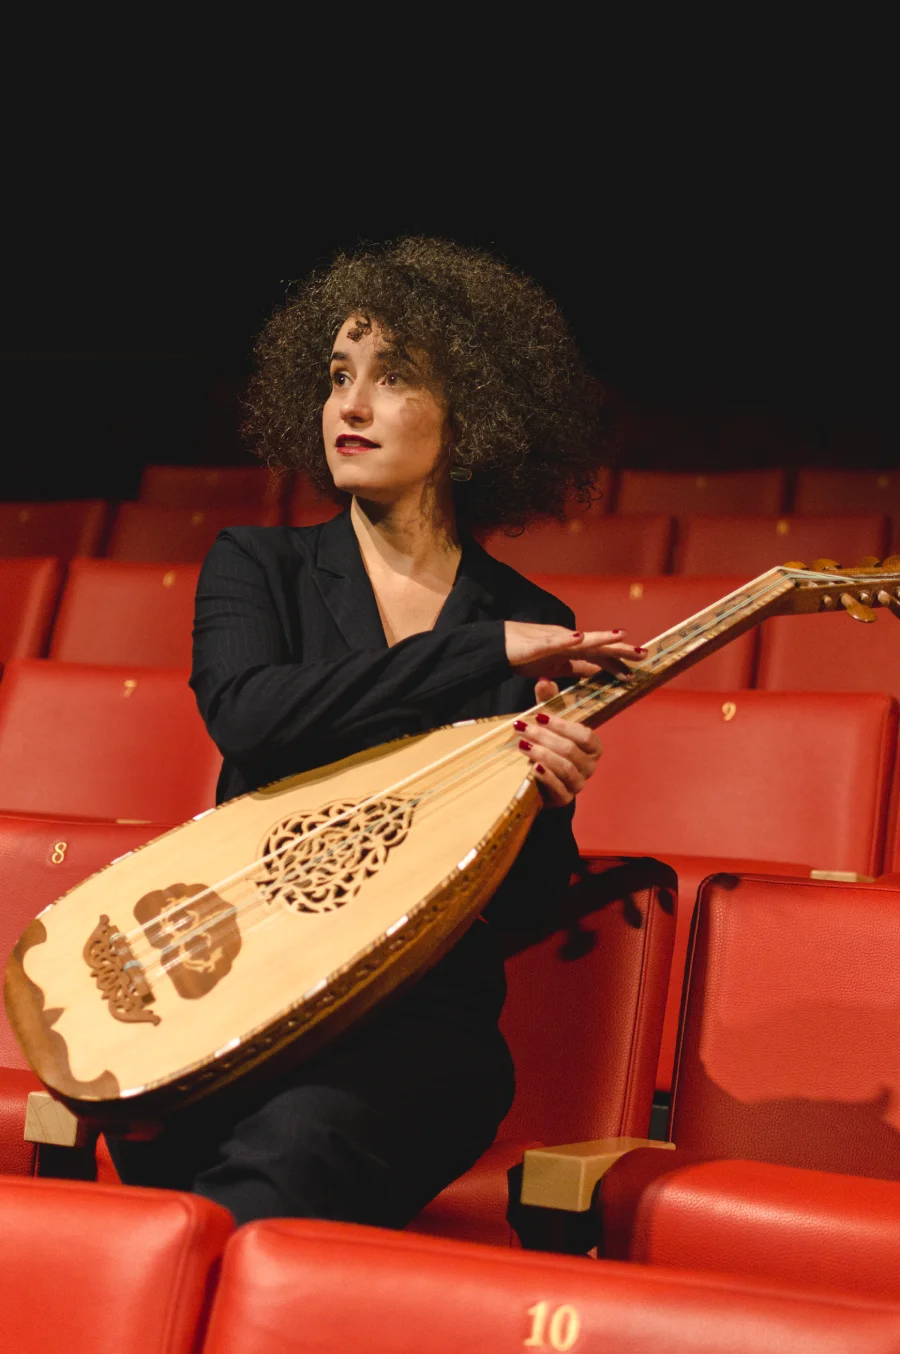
<box><xmin>536</xmin><ymin>712</ymin><xmax>550</xmax><ymax>724</ymax></box>
<box><xmin>571</xmin><ymin>631</ymin><xmax>583</xmax><ymax>641</ymax></box>
<box><xmin>613</xmin><ymin>628</ymin><xmax>624</xmax><ymax>634</ymax></box>
<box><xmin>635</xmin><ymin>647</ymin><xmax>646</xmax><ymax>656</ymax></box>
<box><xmin>535</xmin><ymin>763</ymin><xmax>546</xmax><ymax>774</ymax></box>
<box><xmin>518</xmin><ymin>739</ymin><xmax>532</xmax><ymax>752</ymax></box>
<box><xmin>513</xmin><ymin>719</ymin><xmax>528</xmax><ymax>732</ymax></box>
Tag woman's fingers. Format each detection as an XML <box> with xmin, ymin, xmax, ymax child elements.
<box><xmin>534</xmin><ymin>678</ymin><xmax>559</xmax><ymax>703</ymax></box>
<box><xmin>514</xmin><ymin>713</ymin><xmax>604</xmax><ymax>808</ymax></box>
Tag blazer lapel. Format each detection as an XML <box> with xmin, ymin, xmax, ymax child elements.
<box><xmin>313</xmin><ymin>511</ymin><xmax>388</xmax><ymax>651</ymax></box>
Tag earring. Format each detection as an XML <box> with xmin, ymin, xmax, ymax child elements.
<box><xmin>450</xmin><ymin>463</ymin><xmax>473</xmax><ymax>482</ymax></box>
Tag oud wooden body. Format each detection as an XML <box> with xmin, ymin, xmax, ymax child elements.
<box><xmin>5</xmin><ymin>716</ymin><xmax>538</xmax><ymax>1123</ymax></box>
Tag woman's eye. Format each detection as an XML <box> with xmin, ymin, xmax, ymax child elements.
<box><xmin>384</xmin><ymin>372</ymin><xmax>404</xmax><ymax>387</ymax></box>
<box><xmin>331</xmin><ymin>370</ymin><xmax>348</xmax><ymax>387</ymax></box>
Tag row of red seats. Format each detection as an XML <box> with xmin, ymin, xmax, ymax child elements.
<box><xmin>4</xmin><ymin>866</ymin><xmax>900</xmax><ymax>1350</ymax></box>
<box><xmin>4</xmin><ymin>559</ymin><xmax>900</xmax><ymax>710</ymax></box>
<box><xmin>1</xmin><ymin>500</ymin><xmax>894</xmax><ymax>570</ymax></box>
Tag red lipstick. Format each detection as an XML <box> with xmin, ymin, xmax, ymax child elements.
<box><xmin>336</xmin><ymin>435</ymin><xmax>379</xmax><ymax>455</ymax></box>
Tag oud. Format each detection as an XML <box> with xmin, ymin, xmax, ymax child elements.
<box><xmin>6</xmin><ymin>559</ymin><xmax>900</xmax><ymax>1127</ymax></box>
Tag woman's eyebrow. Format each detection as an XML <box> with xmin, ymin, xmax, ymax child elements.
<box><xmin>329</xmin><ymin>350</ymin><xmax>348</xmax><ymax>363</ymax></box>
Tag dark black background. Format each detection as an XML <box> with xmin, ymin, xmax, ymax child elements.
<box><xmin>2</xmin><ymin>53</ymin><xmax>894</xmax><ymax>501</ymax></box>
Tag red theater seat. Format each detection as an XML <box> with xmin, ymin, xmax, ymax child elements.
<box><xmin>139</xmin><ymin>463</ymin><xmax>284</xmax><ymax>510</ymax></box>
<box><xmin>0</xmin><ymin>500</ymin><xmax>108</xmax><ymax>560</ymax></box>
<box><xmin>531</xmin><ymin>574</ymin><xmax>756</xmax><ymax>689</ymax></box>
<box><xmin>615</xmin><ymin>469</ymin><xmax>787</xmax><ymax>517</ymax></box>
<box><xmin>600</xmin><ymin>1154</ymin><xmax>900</xmax><ymax>1301</ymax></box>
<box><xmin>0</xmin><ymin>816</ymin><xmax>169</xmax><ymax>1176</ymax></box>
<box><xmin>676</xmin><ymin>513</ymin><xmax>889</xmax><ymax>575</ymax></box>
<box><xmin>574</xmin><ymin>690</ymin><xmax>897</xmax><ymax>1089</ymax></box>
<box><xmin>287</xmin><ymin>475</ymin><xmax>345</xmax><ymax>526</ymax></box>
<box><xmin>793</xmin><ymin>469</ymin><xmax>900</xmax><ymax>530</ymax></box>
<box><xmin>758</xmin><ymin>604</ymin><xmax>900</xmax><ymax>708</ymax></box>
<box><xmin>0</xmin><ymin>557</ymin><xmax>62</xmax><ymax>662</ymax></box>
<box><xmin>50</xmin><ymin>559</ymin><xmax>200</xmax><ymax>666</ymax></box>
<box><xmin>482</xmin><ymin>515</ymin><xmax>674</xmax><ymax>576</ymax></box>
<box><xmin>0</xmin><ymin>1176</ymin><xmax>233</xmax><ymax>1354</ymax></box>
<box><xmin>0</xmin><ymin>659</ymin><xmax>220</xmax><ymax>821</ymax></box>
<box><xmin>670</xmin><ymin>874</ymin><xmax>900</xmax><ymax>1180</ymax></box>
<box><xmin>203</xmin><ymin>1217</ymin><xmax>900</xmax><ymax>1354</ymax></box>
<box><xmin>408</xmin><ymin>854</ymin><xmax>676</xmax><ymax>1244</ymax></box>
<box><xmin>106</xmin><ymin>503</ymin><xmax>282</xmax><ymax>562</ymax></box>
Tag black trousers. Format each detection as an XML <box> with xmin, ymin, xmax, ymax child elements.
<box><xmin>109</xmin><ymin>999</ymin><xmax>515</xmax><ymax>1229</ymax></box>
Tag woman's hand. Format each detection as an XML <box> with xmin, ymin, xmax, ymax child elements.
<box><xmin>504</xmin><ymin>622</ymin><xmax>644</xmax><ymax>680</ymax></box>
<box><xmin>512</xmin><ymin>676</ymin><xmax>604</xmax><ymax>808</ymax></box>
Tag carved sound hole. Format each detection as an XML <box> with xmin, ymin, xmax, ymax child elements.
<box><xmin>134</xmin><ymin>884</ymin><xmax>241</xmax><ymax>999</ymax></box>
<box><xmin>257</xmin><ymin>795</ymin><xmax>416</xmax><ymax>914</ymax></box>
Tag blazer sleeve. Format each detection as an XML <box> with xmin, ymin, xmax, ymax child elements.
<box><xmin>190</xmin><ymin>530</ymin><xmax>513</xmax><ymax>765</ymax></box>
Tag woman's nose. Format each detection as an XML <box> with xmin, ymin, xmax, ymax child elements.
<box><xmin>340</xmin><ymin>380</ymin><xmax>373</xmax><ymax>423</ymax></box>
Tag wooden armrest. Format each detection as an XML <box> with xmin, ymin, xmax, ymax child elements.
<box><xmin>521</xmin><ymin>1137</ymin><xmax>675</xmax><ymax>1212</ymax></box>
<box><xmin>24</xmin><ymin>1092</ymin><xmax>90</xmax><ymax>1148</ymax></box>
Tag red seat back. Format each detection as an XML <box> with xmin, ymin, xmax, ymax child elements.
<box><xmin>573</xmin><ymin>690</ymin><xmax>896</xmax><ymax>876</ymax></box>
<box><xmin>106</xmin><ymin>503</ymin><xmax>281</xmax><ymax>562</ymax></box>
<box><xmin>0</xmin><ymin>501</ymin><xmax>108</xmax><ymax>560</ymax></box>
<box><xmin>676</xmin><ymin>514</ymin><xmax>889</xmax><ymax>575</ymax></box>
<box><xmin>0</xmin><ymin>815</ymin><xmax>169</xmax><ymax>1069</ymax></box>
<box><xmin>203</xmin><ymin>1217</ymin><xmax>900</xmax><ymax>1354</ymax></box>
<box><xmin>672</xmin><ymin>875</ymin><xmax>900</xmax><ymax>1180</ymax></box>
<box><xmin>0</xmin><ymin>1176</ymin><xmax>232</xmax><ymax>1354</ymax></box>
<box><xmin>288</xmin><ymin>475</ymin><xmax>345</xmax><ymax>527</ymax></box>
<box><xmin>50</xmin><ymin>559</ymin><xmax>199</xmax><ymax>666</ymax></box>
<box><xmin>758</xmin><ymin>606</ymin><xmax>900</xmax><ymax>708</ymax></box>
<box><xmin>531</xmin><ymin>575</ymin><xmax>756</xmax><ymax>690</ymax></box>
<box><xmin>616</xmin><ymin>469</ymin><xmax>787</xmax><ymax>516</ymax></box>
<box><xmin>139</xmin><ymin>463</ymin><xmax>284</xmax><ymax>510</ymax></box>
<box><xmin>793</xmin><ymin>469</ymin><xmax>900</xmax><ymax>526</ymax></box>
<box><xmin>0</xmin><ymin>558</ymin><xmax>62</xmax><ymax>662</ymax></box>
<box><xmin>482</xmin><ymin>516</ymin><xmax>674</xmax><ymax>576</ymax></box>
<box><xmin>498</xmin><ymin>855</ymin><xmax>675</xmax><ymax>1143</ymax></box>
<box><xmin>0</xmin><ymin>659</ymin><xmax>220</xmax><ymax>822</ymax></box>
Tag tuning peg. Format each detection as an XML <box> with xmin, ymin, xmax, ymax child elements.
<box><xmin>841</xmin><ymin>593</ymin><xmax>878</xmax><ymax>623</ymax></box>
<box><xmin>854</xmin><ymin>556</ymin><xmax>882</xmax><ymax>569</ymax></box>
<box><xmin>877</xmin><ymin>590</ymin><xmax>900</xmax><ymax>617</ymax></box>
<box><xmin>812</xmin><ymin>558</ymin><xmax>841</xmax><ymax>571</ymax></box>
<box><xmin>783</xmin><ymin>559</ymin><xmax>807</xmax><ymax>569</ymax></box>
<box><xmin>881</xmin><ymin>556</ymin><xmax>900</xmax><ymax>570</ymax></box>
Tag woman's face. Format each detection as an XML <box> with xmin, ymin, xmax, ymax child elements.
<box><xmin>322</xmin><ymin>316</ymin><xmax>450</xmax><ymax>502</ymax></box>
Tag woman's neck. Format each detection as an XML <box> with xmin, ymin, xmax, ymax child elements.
<box><xmin>350</xmin><ymin>488</ymin><xmax>461</xmax><ymax>583</ymax></box>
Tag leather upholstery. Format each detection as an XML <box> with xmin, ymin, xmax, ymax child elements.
<box><xmin>139</xmin><ymin>463</ymin><xmax>284</xmax><ymax>510</ymax></box>
<box><xmin>106</xmin><ymin>503</ymin><xmax>282</xmax><ymax>562</ymax></box>
<box><xmin>793</xmin><ymin>468</ymin><xmax>900</xmax><ymax>527</ymax></box>
<box><xmin>600</xmin><ymin>1151</ymin><xmax>900</xmax><ymax>1301</ymax></box>
<box><xmin>615</xmin><ymin>469</ymin><xmax>788</xmax><ymax>517</ymax></box>
<box><xmin>0</xmin><ymin>500</ymin><xmax>108</xmax><ymax>560</ymax></box>
<box><xmin>671</xmin><ymin>874</ymin><xmax>900</xmax><ymax>1179</ymax></box>
<box><xmin>482</xmin><ymin>515</ymin><xmax>674</xmax><ymax>576</ymax></box>
<box><xmin>573</xmin><ymin>690</ymin><xmax>897</xmax><ymax>1090</ymax></box>
<box><xmin>0</xmin><ymin>1065</ymin><xmax>40</xmax><ymax>1175</ymax></box>
<box><xmin>0</xmin><ymin>557</ymin><xmax>62</xmax><ymax>661</ymax></box>
<box><xmin>408</xmin><ymin>854</ymin><xmax>676</xmax><ymax>1242</ymax></box>
<box><xmin>0</xmin><ymin>1176</ymin><xmax>233</xmax><ymax>1354</ymax></box>
<box><xmin>50</xmin><ymin>559</ymin><xmax>200</xmax><ymax>667</ymax></box>
<box><xmin>203</xmin><ymin>1217</ymin><xmax>900</xmax><ymax>1354</ymax></box>
<box><xmin>675</xmin><ymin>513</ymin><xmax>889</xmax><ymax>575</ymax></box>
<box><xmin>530</xmin><ymin>574</ymin><xmax>756</xmax><ymax>690</ymax></box>
<box><xmin>758</xmin><ymin>607</ymin><xmax>900</xmax><ymax>709</ymax></box>
<box><xmin>0</xmin><ymin>660</ymin><xmax>221</xmax><ymax>821</ymax></box>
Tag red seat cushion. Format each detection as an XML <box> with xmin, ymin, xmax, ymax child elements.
<box><xmin>287</xmin><ymin>475</ymin><xmax>345</xmax><ymax>526</ymax></box>
<box><xmin>0</xmin><ymin>501</ymin><xmax>108</xmax><ymax>560</ymax></box>
<box><xmin>0</xmin><ymin>558</ymin><xmax>62</xmax><ymax>663</ymax></box>
<box><xmin>531</xmin><ymin>574</ymin><xmax>756</xmax><ymax>689</ymax></box>
<box><xmin>0</xmin><ymin>660</ymin><xmax>220</xmax><ymax>821</ymax></box>
<box><xmin>672</xmin><ymin>874</ymin><xmax>900</xmax><ymax>1179</ymax></box>
<box><xmin>758</xmin><ymin>605</ymin><xmax>900</xmax><ymax>709</ymax></box>
<box><xmin>483</xmin><ymin>515</ymin><xmax>674</xmax><ymax>576</ymax></box>
<box><xmin>675</xmin><ymin>513</ymin><xmax>889</xmax><ymax>575</ymax></box>
<box><xmin>615</xmin><ymin>469</ymin><xmax>788</xmax><ymax>517</ymax></box>
<box><xmin>793</xmin><ymin>469</ymin><xmax>900</xmax><ymax>527</ymax></box>
<box><xmin>601</xmin><ymin>1151</ymin><xmax>900</xmax><ymax>1301</ymax></box>
<box><xmin>204</xmin><ymin>1217</ymin><xmax>900</xmax><ymax>1354</ymax></box>
<box><xmin>0</xmin><ymin>1176</ymin><xmax>233</xmax><ymax>1354</ymax></box>
<box><xmin>50</xmin><ymin>559</ymin><xmax>200</xmax><ymax>666</ymax></box>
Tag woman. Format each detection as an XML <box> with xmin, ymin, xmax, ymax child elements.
<box><xmin>112</xmin><ymin>238</ymin><xmax>641</xmax><ymax>1227</ymax></box>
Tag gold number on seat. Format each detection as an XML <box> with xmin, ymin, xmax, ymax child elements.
<box><xmin>50</xmin><ymin>841</ymin><xmax>68</xmax><ymax>864</ymax></box>
<box><xmin>629</xmin><ymin>582</ymin><xmax>644</xmax><ymax>599</ymax></box>
<box><xmin>722</xmin><ymin>701</ymin><xmax>737</xmax><ymax>722</ymax></box>
<box><xmin>525</xmin><ymin>1301</ymin><xmax>581</xmax><ymax>1350</ymax></box>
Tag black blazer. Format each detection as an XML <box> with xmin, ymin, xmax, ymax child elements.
<box><xmin>190</xmin><ymin>510</ymin><xmax>579</xmax><ymax>1025</ymax></box>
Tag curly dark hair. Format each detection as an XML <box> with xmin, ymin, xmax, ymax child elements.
<box><xmin>245</xmin><ymin>237</ymin><xmax>607</xmax><ymax>530</ymax></box>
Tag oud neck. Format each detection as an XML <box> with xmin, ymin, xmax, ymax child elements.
<box><xmin>546</xmin><ymin>570</ymin><xmax>797</xmax><ymax>731</ymax></box>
